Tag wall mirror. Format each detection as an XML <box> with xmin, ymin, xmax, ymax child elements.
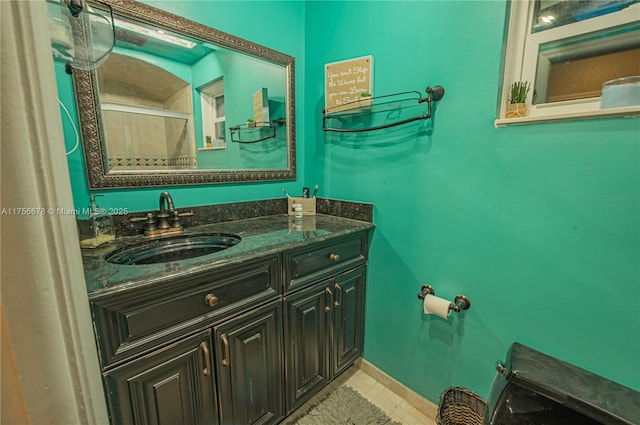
<box><xmin>72</xmin><ymin>0</ymin><xmax>296</xmax><ymax>188</ymax></box>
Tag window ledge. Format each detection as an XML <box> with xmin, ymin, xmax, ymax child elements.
<box><xmin>495</xmin><ymin>105</ymin><xmax>640</xmax><ymax>127</ymax></box>
<box><xmin>197</xmin><ymin>146</ymin><xmax>226</xmax><ymax>151</ymax></box>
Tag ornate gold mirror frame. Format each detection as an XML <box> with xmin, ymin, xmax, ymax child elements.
<box><xmin>73</xmin><ymin>0</ymin><xmax>296</xmax><ymax>188</ymax></box>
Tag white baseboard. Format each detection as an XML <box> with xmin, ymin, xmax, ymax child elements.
<box><xmin>355</xmin><ymin>358</ymin><xmax>439</xmax><ymax>420</ymax></box>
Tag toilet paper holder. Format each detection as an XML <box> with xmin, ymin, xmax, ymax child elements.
<box><xmin>417</xmin><ymin>284</ymin><xmax>471</xmax><ymax>313</ymax></box>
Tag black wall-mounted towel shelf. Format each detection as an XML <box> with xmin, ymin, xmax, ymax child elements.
<box><xmin>322</xmin><ymin>85</ymin><xmax>444</xmax><ymax>133</ymax></box>
<box><xmin>229</xmin><ymin>118</ymin><xmax>286</xmax><ymax>144</ymax></box>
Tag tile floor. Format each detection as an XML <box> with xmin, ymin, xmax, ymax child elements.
<box><xmin>291</xmin><ymin>365</ymin><xmax>437</xmax><ymax>425</ymax></box>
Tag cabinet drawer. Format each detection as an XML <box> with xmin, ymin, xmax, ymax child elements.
<box><xmin>92</xmin><ymin>255</ymin><xmax>281</xmax><ymax>369</ymax></box>
<box><xmin>284</xmin><ymin>233</ymin><xmax>367</xmax><ymax>293</ymax></box>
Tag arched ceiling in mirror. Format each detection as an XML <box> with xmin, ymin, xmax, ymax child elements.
<box><xmin>97</xmin><ymin>53</ymin><xmax>188</xmax><ymax>103</ymax></box>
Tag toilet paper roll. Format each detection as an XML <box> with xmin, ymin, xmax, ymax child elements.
<box><xmin>423</xmin><ymin>294</ymin><xmax>452</xmax><ymax>318</ymax></box>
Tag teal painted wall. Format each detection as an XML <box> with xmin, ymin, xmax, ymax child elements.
<box><xmin>58</xmin><ymin>1</ymin><xmax>305</xmax><ymax>212</ymax></box>
<box><xmin>304</xmin><ymin>0</ymin><xmax>640</xmax><ymax>402</ymax></box>
<box><xmin>56</xmin><ymin>0</ymin><xmax>639</xmax><ymax>405</ymax></box>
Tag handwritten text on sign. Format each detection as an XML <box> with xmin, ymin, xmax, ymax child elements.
<box><xmin>325</xmin><ymin>55</ymin><xmax>373</xmax><ymax>113</ymax></box>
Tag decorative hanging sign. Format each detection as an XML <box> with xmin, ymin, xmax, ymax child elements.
<box><xmin>324</xmin><ymin>55</ymin><xmax>373</xmax><ymax>113</ymax></box>
<box><xmin>252</xmin><ymin>87</ymin><xmax>270</xmax><ymax>125</ymax></box>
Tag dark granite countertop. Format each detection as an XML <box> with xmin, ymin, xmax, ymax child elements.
<box><xmin>82</xmin><ymin>214</ymin><xmax>374</xmax><ymax>300</ymax></box>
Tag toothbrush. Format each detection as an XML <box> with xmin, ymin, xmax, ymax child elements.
<box><xmin>311</xmin><ymin>184</ymin><xmax>319</xmax><ymax>197</ymax></box>
<box><xmin>282</xmin><ymin>188</ymin><xmax>291</xmax><ymax>198</ymax></box>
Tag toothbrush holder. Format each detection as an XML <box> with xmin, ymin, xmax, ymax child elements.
<box><xmin>287</xmin><ymin>197</ymin><xmax>316</xmax><ymax>216</ymax></box>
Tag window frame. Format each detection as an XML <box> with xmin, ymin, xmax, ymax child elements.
<box><xmin>199</xmin><ymin>78</ymin><xmax>226</xmax><ymax>149</ymax></box>
<box><xmin>496</xmin><ymin>0</ymin><xmax>640</xmax><ymax>126</ymax></box>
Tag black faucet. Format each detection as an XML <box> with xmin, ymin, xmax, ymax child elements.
<box><xmin>157</xmin><ymin>191</ymin><xmax>175</xmax><ymax>230</ymax></box>
<box><xmin>128</xmin><ymin>191</ymin><xmax>193</xmax><ymax>236</ymax></box>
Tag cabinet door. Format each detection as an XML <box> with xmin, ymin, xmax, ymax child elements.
<box><xmin>103</xmin><ymin>330</ymin><xmax>216</xmax><ymax>425</ymax></box>
<box><xmin>284</xmin><ymin>281</ymin><xmax>331</xmax><ymax>414</ymax></box>
<box><xmin>215</xmin><ymin>300</ymin><xmax>284</xmax><ymax>425</ymax></box>
<box><xmin>332</xmin><ymin>265</ymin><xmax>366</xmax><ymax>377</ymax></box>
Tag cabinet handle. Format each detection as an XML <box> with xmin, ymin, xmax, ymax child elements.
<box><xmin>200</xmin><ymin>342</ymin><xmax>212</xmax><ymax>376</ymax></box>
<box><xmin>221</xmin><ymin>334</ymin><xmax>230</xmax><ymax>367</ymax></box>
<box><xmin>334</xmin><ymin>283</ymin><xmax>342</xmax><ymax>307</ymax></box>
<box><xmin>204</xmin><ymin>294</ymin><xmax>219</xmax><ymax>307</ymax></box>
<box><xmin>325</xmin><ymin>287</ymin><xmax>332</xmax><ymax>312</ymax></box>
<box><xmin>329</xmin><ymin>253</ymin><xmax>340</xmax><ymax>262</ymax></box>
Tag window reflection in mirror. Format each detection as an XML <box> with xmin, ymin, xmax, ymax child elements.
<box><xmin>200</xmin><ymin>79</ymin><xmax>226</xmax><ymax>150</ymax></box>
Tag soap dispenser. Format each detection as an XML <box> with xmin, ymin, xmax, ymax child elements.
<box><xmin>79</xmin><ymin>194</ymin><xmax>115</xmax><ymax>248</ymax></box>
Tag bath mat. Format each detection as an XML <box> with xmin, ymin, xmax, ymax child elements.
<box><xmin>286</xmin><ymin>385</ymin><xmax>403</xmax><ymax>425</ymax></box>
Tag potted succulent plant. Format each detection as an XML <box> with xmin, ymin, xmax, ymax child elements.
<box><xmin>507</xmin><ymin>81</ymin><xmax>531</xmax><ymax>118</ymax></box>
<box><xmin>359</xmin><ymin>91</ymin><xmax>373</xmax><ymax>110</ymax></box>
<box><xmin>246</xmin><ymin>117</ymin><xmax>255</xmax><ymax>128</ymax></box>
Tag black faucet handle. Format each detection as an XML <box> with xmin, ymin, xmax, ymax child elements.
<box><xmin>128</xmin><ymin>213</ymin><xmax>150</xmax><ymax>223</ymax></box>
<box><xmin>170</xmin><ymin>210</ymin><xmax>184</xmax><ymax>229</ymax></box>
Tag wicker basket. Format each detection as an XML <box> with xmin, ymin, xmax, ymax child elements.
<box><xmin>436</xmin><ymin>386</ymin><xmax>486</xmax><ymax>425</ymax></box>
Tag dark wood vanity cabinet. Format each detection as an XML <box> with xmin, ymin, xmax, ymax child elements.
<box><xmin>102</xmin><ymin>301</ymin><xmax>284</xmax><ymax>425</ymax></box>
<box><xmin>214</xmin><ymin>299</ymin><xmax>284</xmax><ymax>425</ymax></box>
<box><xmin>284</xmin><ymin>265</ymin><xmax>366</xmax><ymax>414</ymax></box>
<box><xmin>102</xmin><ymin>330</ymin><xmax>216</xmax><ymax>425</ymax></box>
<box><xmin>284</xmin><ymin>281</ymin><xmax>331</xmax><ymax>411</ymax></box>
<box><xmin>91</xmin><ymin>255</ymin><xmax>281</xmax><ymax>369</ymax></box>
<box><xmin>283</xmin><ymin>233</ymin><xmax>368</xmax><ymax>414</ymax></box>
<box><xmin>92</xmin><ymin>254</ymin><xmax>282</xmax><ymax>425</ymax></box>
<box><xmin>331</xmin><ymin>266</ymin><xmax>366</xmax><ymax>377</ymax></box>
<box><xmin>91</xmin><ymin>230</ymin><xmax>369</xmax><ymax>425</ymax></box>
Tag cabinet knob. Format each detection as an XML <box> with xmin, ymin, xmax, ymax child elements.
<box><xmin>329</xmin><ymin>253</ymin><xmax>340</xmax><ymax>262</ymax></box>
<box><xmin>204</xmin><ymin>294</ymin><xmax>219</xmax><ymax>307</ymax></box>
